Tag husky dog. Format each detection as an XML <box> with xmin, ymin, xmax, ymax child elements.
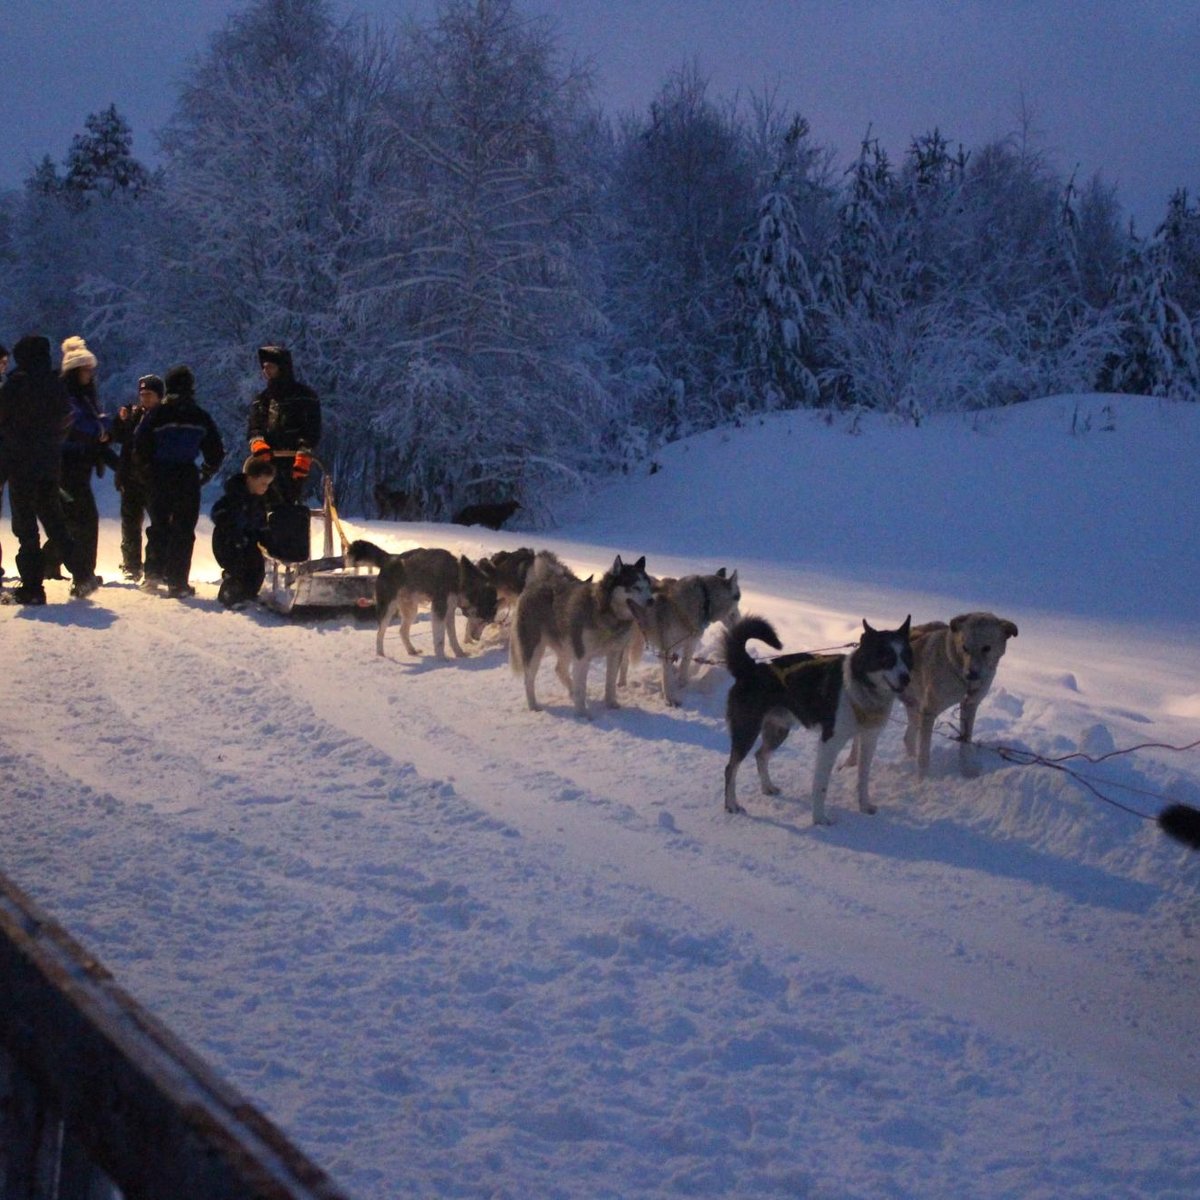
<box><xmin>469</xmin><ymin>547</ymin><xmax>574</xmax><ymax>641</ymax></box>
<box><xmin>346</xmin><ymin>539</ymin><xmax>498</xmax><ymax>659</ymax></box>
<box><xmin>511</xmin><ymin>555</ymin><xmax>653</xmax><ymax>717</ymax></box>
<box><xmin>373</xmin><ymin>483</ymin><xmax>414</xmax><ymax>521</ymax></box>
<box><xmin>454</xmin><ymin>499</ymin><xmax>521</xmax><ymax>530</ymax></box>
<box><xmin>723</xmin><ymin>615</ymin><xmax>912</xmax><ymax>824</ymax></box>
<box><xmin>625</xmin><ymin>569</ymin><xmax>742</xmax><ymax>705</ymax></box>
<box><xmin>901</xmin><ymin>613</ymin><xmax>1018</xmax><ymax>778</ymax></box>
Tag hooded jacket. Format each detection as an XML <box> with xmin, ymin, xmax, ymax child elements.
<box><xmin>210</xmin><ymin>472</ymin><xmax>270</xmax><ymax>566</ymax></box>
<box><xmin>0</xmin><ymin>335</ymin><xmax>72</xmax><ymax>480</ymax></box>
<box><xmin>247</xmin><ymin>346</ymin><xmax>321</xmax><ymax>454</ymax></box>
<box><xmin>134</xmin><ymin>365</ymin><xmax>226</xmax><ymax>478</ymax></box>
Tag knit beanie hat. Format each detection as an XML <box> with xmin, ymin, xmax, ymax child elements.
<box><xmin>61</xmin><ymin>335</ymin><xmax>98</xmax><ymax>373</ymax></box>
<box><xmin>137</xmin><ymin>374</ymin><xmax>165</xmax><ymax>398</ymax></box>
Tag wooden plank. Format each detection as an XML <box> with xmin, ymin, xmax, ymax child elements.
<box><xmin>0</xmin><ymin>874</ymin><xmax>355</xmax><ymax>1200</ymax></box>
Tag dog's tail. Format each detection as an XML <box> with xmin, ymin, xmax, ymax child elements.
<box><xmin>1158</xmin><ymin>803</ymin><xmax>1200</xmax><ymax>850</ymax></box>
<box><xmin>722</xmin><ymin>616</ymin><xmax>782</xmax><ymax>681</ymax></box>
<box><xmin>509</xmin><ymin>596</ymin><xmax>526</xmax><ymax>673</ymax></box>
<box><xmin>345</xmin><ymin>538</ymin><xmax>392</xmax><ymax>569</ymax></box>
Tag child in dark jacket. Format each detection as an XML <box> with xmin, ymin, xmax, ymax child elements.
<box><xmin>211</xmin><ymin>456</ymin><xmax>275</xmax><ymax>608</ymax></box>
<box><xmin>110</xmin><ymin>374</ymin><xmax>164</xmax><ymax>581</ymax></box>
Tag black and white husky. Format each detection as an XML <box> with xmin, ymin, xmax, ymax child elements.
<box><xmin>723</xmin><ymin>615</ymin><xmax>912</xmax><ymax>824</ymax></box>
<box><xmin>511</xmin><ymin>554</ymin><xmax>653</xmax><ymax>717</ymax></box>
<box><xmin>346</xmin><ymin>539</ymin><xmax>497</xmax><ymax>659</ymax></box>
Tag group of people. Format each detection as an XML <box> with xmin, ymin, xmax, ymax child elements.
<box><xmin>0</xmin><ymin>337</ymin><xmax>320</xmax><ymax>608</ymax></box>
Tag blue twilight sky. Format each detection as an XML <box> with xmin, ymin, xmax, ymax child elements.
<box><xmin>3</xmin><ymin>0</ymin><xmax>1198</xmax><ymax>232</ymax></box>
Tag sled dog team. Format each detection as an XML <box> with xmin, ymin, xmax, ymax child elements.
<box><xmin>347</xmin><ymin>538</ymin><xmax>1020</xmax><ymax>827</ymax></box>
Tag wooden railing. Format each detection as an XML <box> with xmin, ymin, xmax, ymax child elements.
<box><xmin>0</xmin><ymin>872</ymin><xmax>354</xmax><ymax>1200</ymax></box>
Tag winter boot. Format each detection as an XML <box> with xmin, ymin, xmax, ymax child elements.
<box><xmin>12</xmin><ymin>584</ymin><xmax>48</xmax><ymax>605</ymax></box>
<box><xmin>69</xmin><ymin>574</ymin><xmax>103</xmax><ymax>599</ymax></box>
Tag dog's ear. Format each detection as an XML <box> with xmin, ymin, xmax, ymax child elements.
<box><xmin>612</xmin><ymin>555</ymin><xmax>623</xmax><ymax>572</ymax></box>
<box><xmin>1001</xmin><ymin>620</ymin><xmax>1019</xmax><ymax>639</ymax></box>
<box><xmin>899</xmin><ymin>614</ymin><xmax>912</xmax><ymax>637</ymax></box>
<box><xmin>862</xmin><ymin>618</ymin><xmax>875</xmax><ymax>635</ymax></box>
<box><xmin>716</xmin><ymin>567</ymin><xmax>727</xmax><ymax>578</ymax></box>
<box><xmin>949</xmin><ymin>614</ymin><xmax>967</xmax><ymax>633</ymax></box>
<box><xmin>729</xmin><ymin>569</ymin><xmax>738</xmax><ymax>585</ymax></box>
<box><xmin>634</xmin><ymin>556</ymin><xmax>646</xmax><ymax>570</ymax></box>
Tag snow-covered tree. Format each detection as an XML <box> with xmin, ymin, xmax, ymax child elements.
<box><xmin>62</xmin><ymin>105</ymin><xmax>153</xmax><ymax>203</ymax></box>
<box><xmin>732</xmin><ymin>116</ymin><xmax>821</xmax><ymax>411</ymax></box>
<box><xmin>605</xmin><ymin>63</ymin><xmax>757</xmax><ymax>437</ymax></box>
<box><xmin>128</xmin><ymin>0</ymin><xmax>404</xmax><ymax>489</ymax></box>
<box><xmin>1</xmin><ymin>109</ymin><xmax>154</xmax><ymax>382</ymax></box>
<box><xmin>359</xmin><ymin>0</ymin><xmax>613</xmax><ymax>515</ymax></box>
<box><xmin>1105</xmin><ymin>227</ymin><xmax>1199</xmax><ymax>401</ymax></box>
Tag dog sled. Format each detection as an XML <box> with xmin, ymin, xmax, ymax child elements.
<box><xmin>258</xmin><ymin>468</ymin><xmax>377</xmax><ymax>616</ymax></box>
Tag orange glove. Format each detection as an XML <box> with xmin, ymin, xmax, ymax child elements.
<box><xmin>292</xmin><ymin>450</ymin><xmax>313</xmax><ymax>481</ymax></box>
<box><xmin>250</xmin><ymin>438</ymin><xmax>271</xmax><ymax>459</ymax></box>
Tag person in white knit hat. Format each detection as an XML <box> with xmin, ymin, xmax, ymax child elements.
<box><xmin>52</xmin><ymin>335</ymin><xmax>110</xmax><ymax>597</ymax></box>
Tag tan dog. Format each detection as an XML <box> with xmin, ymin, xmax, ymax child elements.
<box><xmin>903</xmin><ymin>613</ymin><xmax>1018</xmax><ymax>777</ymax></box>
<box><xmin>624</xmin><ymin>569</ymin><xmax>741</xmax><ymax>705</ymax></box>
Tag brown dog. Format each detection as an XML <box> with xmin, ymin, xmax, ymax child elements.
<box><xmin>903</xmin><ymin>613</ymin><xmax>1018</xmax><ymax>777</ymax></box>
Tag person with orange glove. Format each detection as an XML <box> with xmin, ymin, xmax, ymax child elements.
<box><xmin>246</xmin><ymin>345</ymin><xmax>321</xmax><ymax>507</ymax></box>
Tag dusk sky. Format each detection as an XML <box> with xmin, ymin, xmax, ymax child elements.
<box><xmin>4</xmin><ymin>0</ymin><xmax>1198</xmax><ymax>232</ymax></box>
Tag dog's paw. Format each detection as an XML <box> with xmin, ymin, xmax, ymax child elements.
<box><xmin>761</xmin><ymin>783</ymin><xmax>781</xmax><ymax>796</ymax></box>
<box><xmin>725</xmin><ymin>800</ymin><xmax>745</xmax><ymax>815</ymax></box>
<box><xmin>859</xmin><ymin>802</ymin><xmax>878</xmax><ymax>815</ymax></box>
<box><xmin>812</xmin><ymin>812</ymin><xmax>835</xmax><ymax>827</ymax></box>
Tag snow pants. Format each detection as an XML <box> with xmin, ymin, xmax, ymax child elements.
<box><xmin>146</xmin><ymin>465</ymin><xmax>201</xmax><ymax>590</ymax></box>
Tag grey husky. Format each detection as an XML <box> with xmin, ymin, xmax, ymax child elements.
<box><xmin>723</xmin><ymin>615</ymin><xmax>912</xmax><ymax>824</ymax></box>
<box><xmin>624</xmin><ymin>568</ymin><xmax>741</xmax><ymax>705</ymax></box>
<box><xmin>511</xmin><ymin>554</ymin><xmax>653</xmax><ymax>717</ymax></box>
<box><xmin>345</xmin><ymin>539</ymin><xmax>498</xmax><ymax>659</ymax></box>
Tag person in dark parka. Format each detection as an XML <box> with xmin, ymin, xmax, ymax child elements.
<box><xmin>134</xmin><ymin>364</ymin><xmax>225</xmax><ymax>599</ymax></box>
<box><xmin>247</xmin><ymin>344</ymin><xmax>320</xmax><ymax>508</ymax></box>
<box><xmin>0</xmin><ymin>335</ymin><xmax>92</xmax><ymax>603</ymax></box>
<box><xmin>211</xmin><ymin>455</ymin><xmax>275</xmax><ymax>608</ymax></box>
<box><xmin>111</xmin><ymin>374</ymin><xmax>164</xmax><ymax>581</ymax></box>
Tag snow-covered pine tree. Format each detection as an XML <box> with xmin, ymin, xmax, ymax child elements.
<box><xmin>1106</xmin><ymin>224</ymin><xmax>1200</xmax><ymax>401</ymax></box>
<box><xmin>62</xmin><ymin>105</ymin><xmax>153</xmax><ymax>204</ymax></box>
<box><xmin>732</xmin><ymin>115</ymin><xmax>820</xmax><ymax>412</ymax></box>
<box><xmin>1</xmin><ymin>109</ymin><xmax>154</xmax><ymax>377</ymax></box>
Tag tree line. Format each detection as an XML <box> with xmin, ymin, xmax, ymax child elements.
<box><xmin>1</xmin><ymin>0</ymin><xmax>1197</xmax><ymax>519</ymax></box>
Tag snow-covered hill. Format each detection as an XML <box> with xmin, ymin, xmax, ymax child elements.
<box><xmin>3</xmin><ymin>394</ymin><xmax>1199</xmax><ymax>1198</ymax></box>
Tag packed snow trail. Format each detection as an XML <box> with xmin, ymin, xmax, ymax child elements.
<box><xmin>3</xmin><ymin>397</ymin><xmax>1199</xmax><ymax>1197</ymax></box>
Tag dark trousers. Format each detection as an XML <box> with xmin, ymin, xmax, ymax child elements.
<box><xmin>119</xmin><ymin>482</ymin><xmax>156</xmax><ymax>576</ymax></box>
<box><xmin>48</xmin><ymin>456</ymin><xmax>100</xmax><ymax>579</ymax></box>
<box><xmin>8</xmin><ymin>474</ymin><xmax>84</xmax><ymax>587</ymax></box>
<box><xmin>217</xmin><ymin>546</ymin><xmax>266</xmax><ymax>607</ymax></box>
<box><xmin>146</xmin><ymin>466</ymin><xmax>201</xmax><ymax>589</ymax></box>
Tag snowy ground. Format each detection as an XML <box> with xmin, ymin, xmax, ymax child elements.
<box><xmin>3</xmin><ymin>394</ymin><xmax>1199</xmax><ymax>1199</ymax></box>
